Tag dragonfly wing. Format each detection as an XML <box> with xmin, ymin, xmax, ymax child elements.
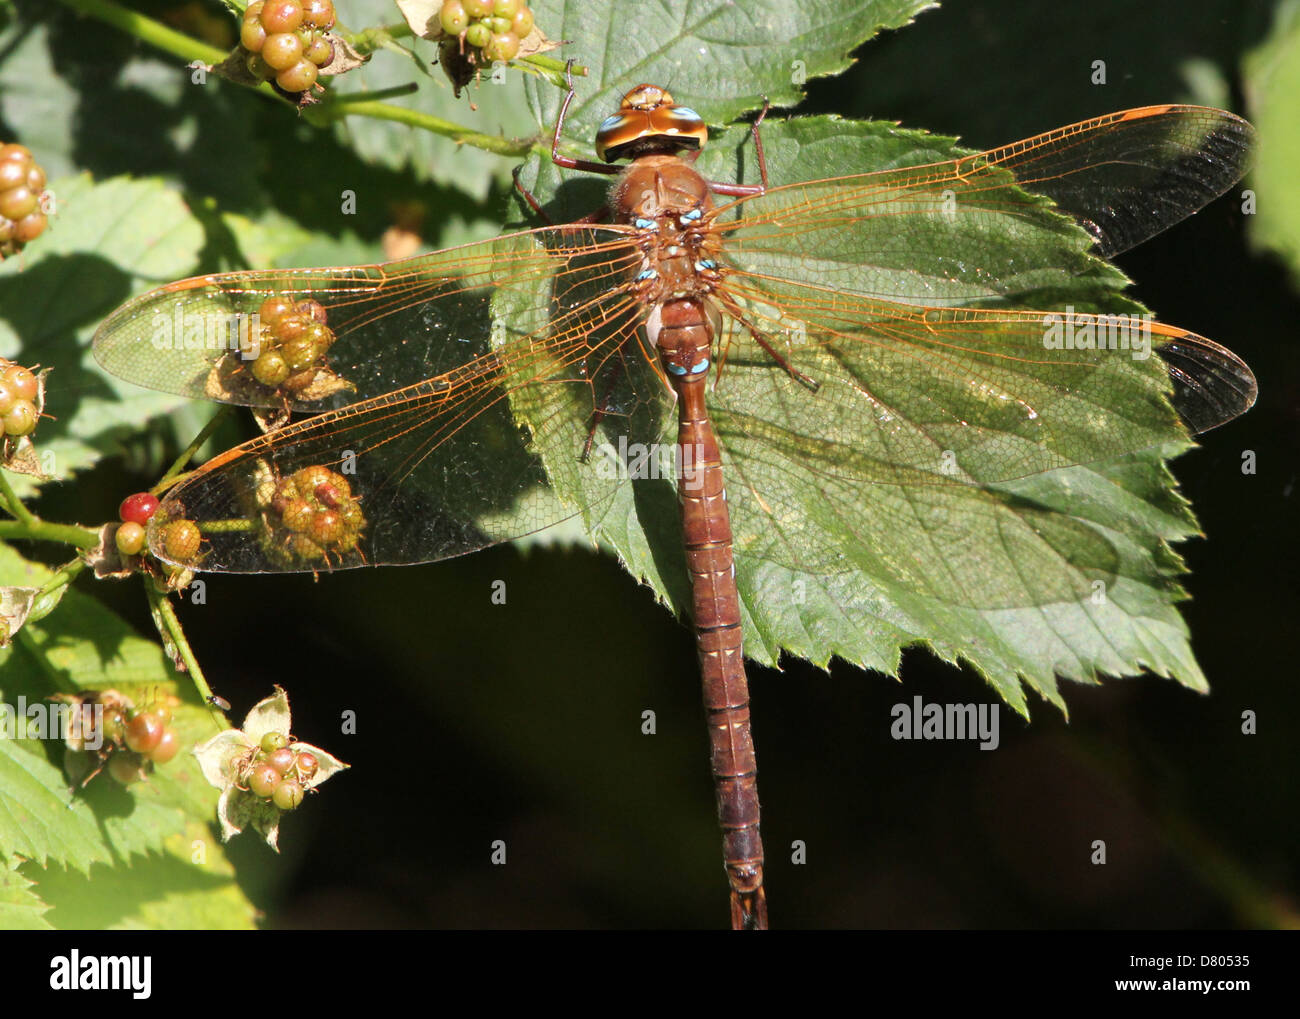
<box><xmin>983</xmin><ymin>105</ymin><xmax>1255</xmax><ymax>258</ymax></box>
<box><xmin>146</xmin><ymin>244</ymin><xmax>667</xmax><ymax>573</ymax></box>
<box><xmin>92</xmin><ymin>225</ymin><xmax>637</xmax><ymax>410</ymax></box>
<box><xmin>706</xmin><ymin>285</ymin><xmax>1250</xmax><ymax>590</ymax></box>
<box><xmin>1155</xmin><ymin>332</ymin><xmax>1259</xmax><ymax>434</ymax></box>
<box><xmin>716</xmin><ymin>105</ymin><xmax>1254</xmax><ymax>305</ymax></box>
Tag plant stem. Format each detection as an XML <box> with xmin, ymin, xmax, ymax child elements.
<box><xmin>158</xmin><ymin>406</ymin><xmax>233</xmax><ymax>490</ymax></box>
<box><xmin>54</xmin><ymin>0</ymin><xmax>227</xmax><ymax>65</ymax></box>
<box><xmin>324</xmin><ymin>83</ymin><xmax>419</xmax><ymax>106</ymax></box>
<box><xmin>0</xmin><ymin>468</ymin><xmax>36</xmax><ymax>525</ymax></box>
<box><xmin>311</xmin><ymin>99</ymin><xmax>534</xmax><ymax>156</ymax></box>
<box><xmin>52</xmin><ymin>0</ymin><xmax>532</xmax><ymax>158</ymax></box>
<box><xmin>0</xmin><ymin>518</ymin><xmax>100</xmax><ymax>549</ymax></box>
<box><xmin>148</xmin><ymin>586</ymin><xmax>217</xmax><ymax>705</ymax></box>
<box><xmin>347</xmin><ymin>22</ymin><xmax>414</xmax><ymax>56</ymax></box>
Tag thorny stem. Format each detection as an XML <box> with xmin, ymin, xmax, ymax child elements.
<box><xmin>157</xmin><ymin>406</ymin><xmax>233</xmax><ymax>490</ymax></box>
<box><xmin>0</xmin><ymin>468</ymin><xmax>36</xmax><ymax>525</ymax></box>
<box><xmin>51</xmin><ymin>0</ymin><xmax>543</xmax><ymax>157</ymax></box>
<box><xmin>0</xmin><ymin>517</ymin><xmax>99</xmax><ymax>550</ymax></box>
<box><xmin>148</xmin><ymin>585</ymin><xmax>217</xmax><ymax>706</ymax></box>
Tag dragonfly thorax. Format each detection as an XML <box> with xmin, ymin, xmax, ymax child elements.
<box><xmin>615</xmin><ymin>156</ymin><xmax>724</xmax><ymax>303</ymax></box>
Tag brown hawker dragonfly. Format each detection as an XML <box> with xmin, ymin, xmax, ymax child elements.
<box><xmin>92</xmin><ymin>76</ymin><xmax>1257</xmax><ymax>929</ymax></box>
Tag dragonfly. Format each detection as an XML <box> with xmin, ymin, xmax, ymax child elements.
<box><xmin>92</xmin><ymin>74</ymin><xmax>1257</xmax><ymax>929</ymax></box>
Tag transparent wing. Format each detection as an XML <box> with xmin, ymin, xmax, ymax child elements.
<box><xmin>704</xmin><ymin>281</ymin><xmax>1255</xmax><ymax>577</ymax></box>
<box><xmin>715</xmin><ymin>105</ymin><xmax>1254</xmax><ymax>305</ymax></box>
<box><xmin>140</xmin><ymin>232</ymin><xmax>675</xmax><ymax>573</ymax></box>
<box><xmin>93</xmin><ymin>225</ymin><xmax>640</xmax><ymax>410</ymax></box>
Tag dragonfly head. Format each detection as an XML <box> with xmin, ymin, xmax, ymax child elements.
<box><xmin>595</xmin><ymin>84</ymin><xmax>708</xmax><ymax>163</ymax></box>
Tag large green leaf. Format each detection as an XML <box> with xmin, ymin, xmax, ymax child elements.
<box><xmin>0</xmin><ymin>173</ymin><xmax>207</xmax><ymax>494</ymax></box>
<box><xmin>517</xmin><ymin>0</ymin><xmax>936</xmax><ymax>219</ymax></box>
<box><xmin>508</xmin><ymin>105</ymin><xmax>1210</xmax><ymax>711</ymax></box>
<box><xmin>0</xmin><ymin>547</ymin><xmax>255</xmax><ymax>928</ymax></box>
<box><xmin>329</xmin><ymin>0</ymin><xmax>538</xmax><ymax>199</ymax></box>
<box><xmin>0</xmin><ymin>857</ymin><xmax>52</xmax><ymax>930</ymax></box>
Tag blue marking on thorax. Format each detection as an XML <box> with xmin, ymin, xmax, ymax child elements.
<box><xmin>680</xmin><ymin>208</ymin><xmax>703</xmax><ymax>222</ymax></box>
<box><xmin>636</xmin><ymin>268</ymin><xmax>658</xmax><ymax>281</ymax></box>
<box><xmin>634</xmin><ymin>218</ymin><xmax>656</xmax><ymax>229</ymax></box>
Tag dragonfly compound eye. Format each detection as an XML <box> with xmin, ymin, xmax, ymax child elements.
<box><xmin>595</xmin><ymin>85</ymin><xmax>708</xmax><ymax>163</ymax></box>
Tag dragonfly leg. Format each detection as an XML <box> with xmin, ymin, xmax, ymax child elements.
<box><xmin>514</xmin><ymin>166</ymin><xmax>612</xmax><ymax>226</ymax></box>
<box><xmin>579</xmin><ymin>359</ymin><xmax>626</xmax><ymax>462</ymax></box>
<box><xmin>709</xmin><ymin>96</ymin><xmax>772</xmax><ymax>197</ymax></box>
<box><xmin>716</xmin><ymin>292</ymin><xmax>820</xmax><ymax>392</ymax></box>
<box><xmin>512</xmin><ymin>166</ymin><xmax>554</xmax><ymax>224</ymax></box>
<box><xmin>552</xmin><ymin>60</ymin><xmax>621</xmax><ymax>177</ymax></box>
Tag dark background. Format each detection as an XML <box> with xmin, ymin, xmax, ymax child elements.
<box><xmin>21</xmin><ymin>0</ymin><xmax>1300</xmax><ymax>927</ymax></box>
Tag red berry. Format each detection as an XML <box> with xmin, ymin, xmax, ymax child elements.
<box><xmin>119</xmin><ymin>491</ymin><xmax>159</xmax><ymax>524</ymax></box>
<box><xmin>258</xmin><ymin>295</ymin><xmax>295</xmax><ymax>324</ymax></box>
<box><xmin>260</xmin><ymin>730</ymin><xmax>289</xmax><ymax>754</ymax></box>
<box><xmin>440</xmin><ymin>1</ymin><xmax>469</xmax><ymax>34</ymax></box>
<box><xmin>261</xmin><ymin>32</ymin><xmax>304</xmax><ymax>71</ymax></box>
<box><xmin>1</xmin><ymin>365</ymin><xmax>37</xmax><ymax>402</ymax></box>
<box><xmin>259</xmin><ymin>1</ymin><xmax>304</xmax><ymax>34</ymax></box>
<box><xmin>124</xmin><ymin>712</ymin><xmax>164</xmax><ymax>754</ymax></box>
<box><xmin>248</xmin><ymin>762</ymin><xmax>281</xmax><ymax>798</ymax></box>
<box><xmin>148</xmin><ymin>728</ymin><xmax>181</xmax><ymax>765</ymax></box>
<box><xmin>303</xmin><ymin>35</ymin><xmax>334</xmax><ymax>66</ymax></box>
<box><xmin>492</xmin><ymin>32</ymin><xmax>521</xmax><ymax>61</ymax></box>
<box><xmin>275</xmin><ymin>59</ymin><xmax>319</xmax><ymax>93</ymax></box>
<box><xmin>0</xmin><ymin>160</ymin><xmax>25</xmax><ymax>189</ymax></box>
<box><xmin>240</xmin><ymin>19</ymin><xmax>268</xmax><ymax>52</ymax></box>
<box><xmin>294</xmin><ymin>751</ymin><xmax>319</xmax><ymax>781</ymax></box>
<box><xmin>160</xmin><ymin>519</ymin><xmax>202</xmax><ymax>562</ymax></box>
<box><xmin>11</xmin><ymin>211</ymin><xmax>45</xmax><ymax>243</ymax></box>
<box><xmin>267</xmin><ymin>746</ymin><xmax>296</xmax><ymax>775</ymax></box>
<box><xmin>3</xmin><ymin>400</ymin><xmax>37</xmax><ymax>436</ymax></box>
<box><xmin>301</xmin><ymin>0</ymin><xmax>335</xmax><ymax>29</ymax></box>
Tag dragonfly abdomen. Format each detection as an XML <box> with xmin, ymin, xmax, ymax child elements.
<box><xmin>655</xmin><ymin>295</ymin><xmax>767</xmax><ymax>928</ymax></box>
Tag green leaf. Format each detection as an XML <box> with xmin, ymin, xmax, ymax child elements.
<box><xmin>0</xmin><ymin>857</ymin><xmax>53</xmax><ymax>930</ymax></box>
<box><xmin>24</xmin><ymin>823</ymin><xmax>257</xmax><ymax>930</ymax></box>
<box><xmin>529</xmin><ymin>0</ymin><xmax>935</xmax><ymax>134</ymax></box>
<box><xmin>517</xmin><ymin>0</ymin><xmax>936</xmax><ymax>219</ymax></box>
<box><xmin>330</xmin><ymin>0</ymin><xmax>538</xmax><ymax>199</ymax></box>
<box><xmin>0</xmin><ymin>546</ymin><xmax>227</xmax><ymax>872</ymax></box>
<box><xmin>1245</xmin><ymin>1</ymin><xmax>1300</xmax><ymax>287</ymax></box>
<box><xmin>0</xmin><ymin>174</ymin><xmax>207</xmax><ymax>494</ymax></box>
<box><xmin>511</xmin><ymin>115</ymin><xmax>1208</xmax><ymax>711</ymax></box>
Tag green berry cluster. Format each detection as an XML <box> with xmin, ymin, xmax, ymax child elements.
<box><xmin>440</xmin><ymin>0</ymin><xmax>534</xmax><ymax>62</ymax></box>
<box><xmin>0</xmin><ymin>360</ymin><xmax>40</xmax><ymax>438</ymax></box>
<box><xmin>265</xmin><ymin>464</ymin><xmax>366</xmax><ymax>565</ymax></box>
<box><xmin>241</xmin><ymin>0</ymin><xmax>337</xmax><ymax>94</ymax></box>
<box><xmin>0</xmin><ymin>144</ymin><xmax>49</xmax><ymax>259</ymax></box>
<box><xmin>248</xmin><ymin>295</ymin><xmax>338</xmax><ymax>392</ymax></box>
<box><xmin>239</xmin><ymin>730</ymin><xmax>319</xmax><ymax>811</ymax></box>
<box><xmin>63</xmin><ymin>691</ymin><xmax>184</xmax><ymax>789</ymax></box>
